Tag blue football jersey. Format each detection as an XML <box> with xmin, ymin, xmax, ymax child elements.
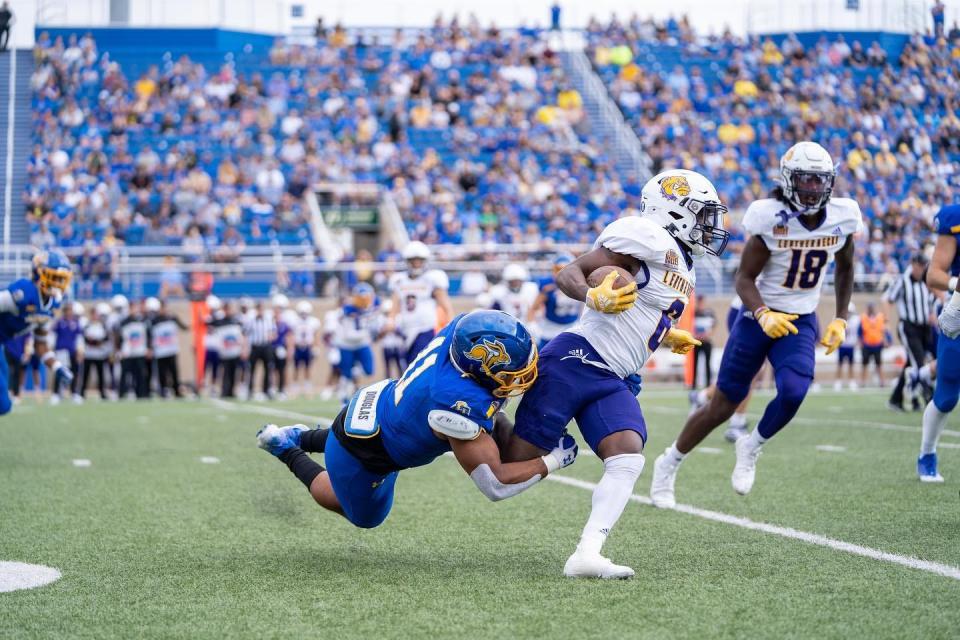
<box><xmin>369</xmin><ymin>317</ymin><xmax>502</xmax><ymax>469</ymax></box>
<box><xmin>936</xmin><ymin>205</ymin><xmax>960</xmax><ymax>277</ymax></box>
<box><xmin>540</xmin><ymin>277</ymin><xmax>581</xmax><ymax>325</ymax></box>
<box><xmin>0</xmin><ymin>279</ymin><xmax>60</xmax><ymax>341</ymax></box>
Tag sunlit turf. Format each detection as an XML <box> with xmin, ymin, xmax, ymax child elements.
<box><xmin>1</xmin><ymin>389</ymin><xmax>958</xmax><ymax>639</ymax></box>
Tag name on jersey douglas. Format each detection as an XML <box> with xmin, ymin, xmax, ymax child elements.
<box><xmin>776</xmin><ymin>237</ymin><xmax>841</xmax><ymax>249</ymax></box>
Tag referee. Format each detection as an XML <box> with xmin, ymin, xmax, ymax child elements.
<box><xmin>885</xmin><ymin>253</ymin><xmax>935</xmax><ymax>411</ymax></box>
<box><xmin>245</xmin><ymin>301</ymin><xmax>277</xmax><ymax>400</ymax></box>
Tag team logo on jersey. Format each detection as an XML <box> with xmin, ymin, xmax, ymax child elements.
<box><xmin>452</xmin><ymin>400</ymin><xmax>471</xmax><ymax>416</ymax></box>
<box><xmin>465</xmin><ymin>339</ymin><xmax>511</xmax><ymax>369</ymax></box>
<box><xmin>773</xmin><ymin>224</ymin><xmax>789</xmax><ymax>236</ymax></box>
<box><xmin>659</xmin><ymin>175</ymin><xmax>691</xmax><ymax>201</ymax></box>
<box><xmin>665</xmin><ymin>249</ymin><xmax>680</xmax><ymax>270</ymax></box>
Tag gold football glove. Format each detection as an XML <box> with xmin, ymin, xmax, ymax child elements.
<box><xmin>663</xmin><ymin>328</ymin><xmax>701</xmax><ymax>355</ymax></box>
<box><xmin>585</xmin><ymin>271</ymin><xmax>637</xmax><ymax>314</ymax></box>
<box><xmin>755</xmin><ymin>306</ymin><xmax>800</xmax><ymax>339</ymax></box>
<box><xmin>820</xmin><ymin>317</ymin><xmax>847</xmax><ymax>355</ymax></box>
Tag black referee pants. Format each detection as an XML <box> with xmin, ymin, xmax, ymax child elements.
<box><xmin>119</xmin><ymin>357</ymin><xmax>149</xmax><ymax>399</ymax></box>
<box><xmin>248</xmin><ymin>345</ymin><xmax>274</xmax><ymax>396</ymax></box>
<box><xmin>890</xmin><ymin>321</ymin><xmax>931</xmax><ymax>407</ymax></box>
<box><xmin>692</xmin><ymin>341</ymin><xmax>713</xmax><ymax>389</ymax></box>
<box><xmin>156</xmin><ymin>355</ymin><xmax>182</xmax><ymax>397</ymax></box>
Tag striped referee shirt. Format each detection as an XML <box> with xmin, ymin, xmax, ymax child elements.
<box><xmin>244</xmin><ymin>313</ymin><xmax>277</xmax><ymax>346</ymax></box>
<box><xmin>884</xmin><ymin>270</ymin><xmax>934</xmax><ymax>325</ymax></box>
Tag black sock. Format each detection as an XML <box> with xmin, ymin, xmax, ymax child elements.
<box><xmin>299</xmin><ymin>428</ymin><xmax>330</xmax><ymax>453</ymax></box>
<box><xmin>278</xmin><ymin>447</ymin><xmax>324</xmax><ymax>488</ymax></box>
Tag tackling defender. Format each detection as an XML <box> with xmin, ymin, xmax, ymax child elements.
<box><xmin>503</xmin><ymin>169</ymin><xmax>728</xmax><ymax>578</ymax></box>
<box><xmin>650</xmin><ymin>142</ymin><xmax>861</xmax><ymax>507</ymax></box>
<box><xmin>917</xmin><ymin>204</ymin><xmax>960</xmax><ymax>482</ymax></box>
<box><xmin>257</xmin><ymin>310</ymin><xmax>577</xmax><ymax>529</ymax></box>
<box><xmin>0</xmin><ymin>251</ymin><xmax>75</xmax><ymax>413</ymax></box>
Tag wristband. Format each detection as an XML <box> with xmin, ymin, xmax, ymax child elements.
<box><xmin>753</xmin><ymin>306</ymin><xmax>770</xmax><ymax>320</ymax></box>
<box><xmin>949</xmin><ymin>276</ymin><xmax>958</xmax><ymax>293</ymax></box>
<box><xmin>541</xmin><ymin>454</ymin><xmax>560</xmax><ymax>474</ymax></box>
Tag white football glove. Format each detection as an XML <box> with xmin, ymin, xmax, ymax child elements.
<box><xmin>939</xmin><ymin>303</ymin><xmax>960</xmax><ymax>339</ymax></box>
<box><xmin>542</xmin><ymin>434</ymin><xmax>579</xmax><ymax>473</ymax></box>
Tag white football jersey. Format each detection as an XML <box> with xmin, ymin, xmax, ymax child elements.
<box><xmin>743</xmin><ymin>197</ymin><xmax>862</xmax><ymax>315</ymax></box>
<box><xmin>293</xmin><ymin>315</ymin><xmax>321</xmax><ymax>347</ymax></box>
<box><xmin>389</xmin><ymin>269</ymin><xmax>449</xmax><ymax>336</ymax></box>
<box><xmin>488</xmin><ymin>281</ymin><xmax>539</xmax><ymax>321</ymax></box>
<box><xmin>570</xmin><ymin>216</ymin><xmax>696</xmax><ymax>378</ymax></box>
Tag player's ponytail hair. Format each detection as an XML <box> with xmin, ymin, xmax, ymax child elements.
<box><xmin>770</xmin><ymin>185</ymin><xmax>790</xmax><ymax>204</ymax></box>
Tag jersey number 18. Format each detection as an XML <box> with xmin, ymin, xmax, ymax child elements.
<box><xmin>782</xmin><ymin>249</ymin><xmax>828</xmax><ymax>289</ymax></box>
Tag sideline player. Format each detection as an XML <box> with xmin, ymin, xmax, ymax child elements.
<box><xmin>502</xmin><ymin>169</ymin><xmax>727</xmax><ymax>578</ymax></box>
<box><xmin>291</xmin><ymin>300</ymin><xmax>321</xmax><ymax>396</ymax></box>
<box><xmin>650</xmin><ymin>142</ymin><xmax>860</xmax><ymax>507</ymax></box>
<box><xmin>388</xmin><ymin>241</ymin><xmax>453</xmax><ymax>364</ymax></box>
<box><xmin>488</xmin><ymin>264</ymin><xmax>539</xmax><ymax>321</ymax></box>
<box><xmin>333</xmin><ymin>283</ymin><xmax>383</xmax><ymax>403</ymax></box>
<box><xmin>917</xmin><ymin>203</ymin><xmax>960</xmax><ymax>482</ymax></box>
<box><xmin>256</xmin><ymin>310</ymin><xmax>577</xmax><ymax>529</ymax></box>
<box><xmin>527</xmin><ymin>254</ymin><xmax>582</xmax><ymax>349</ymax></box>
<box><xmin>0</xmin><ymin>250</ymin><xmax>75</xmax><ymax>414</ymax></box>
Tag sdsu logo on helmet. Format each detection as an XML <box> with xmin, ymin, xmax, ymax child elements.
<box><xmin>466</xmin><ymin>339</ymin><xmax>512</xmax><ymax>369</ymax></box>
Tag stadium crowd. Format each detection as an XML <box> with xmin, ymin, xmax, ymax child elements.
<box><xmin>587</xmin><ymin>14</ymin><xmax>960</xmax><ymax>284</ymax></box>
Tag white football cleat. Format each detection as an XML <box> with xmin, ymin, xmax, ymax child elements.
<box><xmin>731</xmin><ymin>435</ymin><xmax>762</xmax><ymax>495</ymax></box>
<box><xmin>563</xmin><ymin>549</ymin><xmax>634</xmax><ymax>579</ymax></box>
<box><xmin>649</xmin><ymin>453</ymin><xmax>678</xmax><ymax>509</ymax></box>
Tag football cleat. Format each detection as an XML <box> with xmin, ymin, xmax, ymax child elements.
<box><xmin>256</xmin><ymin>423</ymin><xmax>308</xmax><ymax>456</ymax></box>
<box><xmin>917</xmin><ymin>453</ymin><xmax>945</xmax><ymax>483</ymax></box>
<box><xmin>563</xmin><ymin>549</ymin><xmax>634</xmax><ymax>579</ymax></box>
<box><xmin>649</xmin><ymin>453</ymin><xmax>678</xmax><ymax>509</ymax></box>
<box><xmin>731</xmin><ymin>435</ymin><xmax>762</xmax><ymax>495</ymax></box>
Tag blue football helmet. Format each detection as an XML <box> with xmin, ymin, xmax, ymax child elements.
<box><xmin>32</xmin><ymin>249</ymin><xmax>73</xmax><ymax>299</ymax></box>
<box><xmin>552</xmin><ymin>253</ymin><xmax>574</xmax><ymax>276</ymax></box>
<box><xmin>450</xmin><ymin>310</ymin><xmax>538</xmax><ymax>398</ymax></box>
<box><xmin>352</xmin><ymin>282</ymin><xmax>375</xmax><ymax>310</ymax></box>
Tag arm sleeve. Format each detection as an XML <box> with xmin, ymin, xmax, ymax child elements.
<box><xmin>469</xmin><ymin>464</ymin><xmax>542</xmax><ymax>502</ymax></box>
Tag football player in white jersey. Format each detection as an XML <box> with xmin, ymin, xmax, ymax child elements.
<box><xmin>388</xmin><ymin>241</ymin><xmax>453</xmax><ymax>364</ymax></box>
<box><xmin>292</xmin><ymin>301</ymin><xmax>321</xmax><ymax>396</ymax></box>
<box><xmin>488</xmin><ymin>264</ymin><xmax>539</xmax><ymax>321</ymax></box>
<box><xmin>501</xmin><ymin>169</ymin><xmax>728</xmax><ymax>578</ymax></box>
<box><xmin>650</xmin><ymin>142</ymin><xmax>861</xmax><ymax>508</ymax></box>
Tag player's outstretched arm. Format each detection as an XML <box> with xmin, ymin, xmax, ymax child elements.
<box><xmin>449</xmin><ymin>431</ymin><xmax>577</xmax><ymax>502</ymax></box>
<box><xmin>821</xmin><ymin>236</ymin><xmax>855</xmax><ymax>354</ymax></box>
<box><xmin>557</xmin><ymin>247</ymin><xmax>639</xmax><ymax>313</ymax></box>
<box><xmin>927</xmin><ymin>234</ymin><xmax>958</xmax><ymax>293</ymax></box>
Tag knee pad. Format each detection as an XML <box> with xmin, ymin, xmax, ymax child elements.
<box><xmin>603</xmin><ymin>453</ymin><xmax>646</xmax><ymax>480</ymax></box>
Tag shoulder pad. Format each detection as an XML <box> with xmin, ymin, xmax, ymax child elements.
<box><xmin>597</xmin><ymin>216</ymin><xmax>673</xmax><ymax>261</ymax></box>
<box><xmin>936</xmin><ymin>205</ymin><xmax>960</xmax><ymax>235</ymax></box>
<box><xmin>428</xmin><ymin>409</ymin><xmax>482</xmax><ymax>440</ymax></box>
<box><xmin>425</xmin><ymin>269</ymin><xmax>450</xmax><ymax>290</ymax></box>
<box><xmin>826</xmin><ymin>198</ymin><xmax>863</xmax><ymax>236</ymax></box>
<box><xmin>741</xmin><ymin>199</ymin><xmax>789</xmax><ymax>236</ymax></box>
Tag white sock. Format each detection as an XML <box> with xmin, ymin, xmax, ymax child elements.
<box><xmin>746</xmin><ymin>428</ymin><xmax>767</xmax><ymax>450</ymax></box>
<box><xmin>730</xmin><ymin>412</ymin><xmax>747</xmax><ymax>429</ymax></box>
<box><xmin>921</xmin><ymin>401</ymin><xmax>949</xmax><ymax>456</ymax></box>
<box><xmin>665</xmin><ymin>442</ymin><xmax>686</xmax><ymax>465</ymax></box>
<box><xmin>577</xmin><ymin>454</ymin><xmax>645</xmax><ymax>555</ymax></box>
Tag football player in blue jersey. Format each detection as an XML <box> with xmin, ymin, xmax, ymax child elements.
<box><xmin>256</xmin><ymin>310</ymin><xmax>578</xmax><ymax>529</ymax></box>
<box><xmin>528</xmin><ymin>254</ymin><xmax>583</xmax><ymax>349</ymax></box>
<box><xmin>0</xmin><ymin>250</ymin><xmax>75</xmax><ymax>414</ymax></box>
<box><xmin>917</xmin><ymin>204</ymin><xmax>960</xmax><ymax>482</ymax></box>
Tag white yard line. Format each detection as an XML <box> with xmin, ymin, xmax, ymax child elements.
<box><xmin>208</xmin><ymin>398</ymin><xmax>332</xmax><ymax>426</ymax></box>
<box><xmin>815</xmin><ymin>445</ymin><xmax>847</xmax><ymax>453</ymax></box>
<box><xmin>221</xmin><ymin>400</ymin><xmax>960</xmax><ymax>581</ymax></box>
<box><xmin>72</xmin><ymin>459</ymin><xmax>91</xmax><ymax>467</ymax></box>
<box><xmin>547</xmin><ymin>474</ymin><xmax>960</xmax><ymax>581</ymax></box>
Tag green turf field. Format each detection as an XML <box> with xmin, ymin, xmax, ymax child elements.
<box><xmin>1</xmin><ymin>390</ymin><xmax>959</xmax><ymax>639</ymax></box>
